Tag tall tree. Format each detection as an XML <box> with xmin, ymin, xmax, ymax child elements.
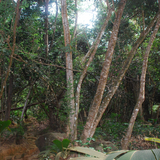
<box><xmin>122</xmin><ymin>3</ymin><xmax>160</xmax><ymax>149</ymax></box>
<box><xmin>61</xmin><ymin>0</ymin><xmax>75</xmax><ymax>141</ymax></box>
<box><xmin>74</xmin><ymin>0</ymin><xmax>113</xmax><ymax>140</ymax></box>
<box><xmin>92</xmin><ymin>10</ymin><xmax>159</xmax><ymax>137</ymax></box>
<box><xmin>81</xmin><ymin>0</ymin><xmax>127</xmax><ymax>142</ymax></box>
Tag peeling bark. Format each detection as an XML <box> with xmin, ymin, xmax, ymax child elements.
<box><xmin>122</xmin><ymin>11</ymin><xmax>160</xmax><ymax>150</ymax></box>
<box><xmin>81</xmin><ymin>0</ymin><xmax>127</xmax><ymax>142</ymax></box>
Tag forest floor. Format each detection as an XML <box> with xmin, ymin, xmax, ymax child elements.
<box><xmin>0</xmin><ymin>117</ymin><xmax>51</xmax><ymax>160</ymax></box>
<box><xmin>0</xmin><ymin>117</ymin><xmax>159</xmax><ymax>160</ymax></box>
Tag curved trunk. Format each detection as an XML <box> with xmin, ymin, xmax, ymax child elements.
<box><xmin>81</xmin><ymin>0</ymin><xmax>127</xmax><ymax>142</ymax></box>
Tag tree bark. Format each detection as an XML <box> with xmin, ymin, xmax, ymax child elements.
<box><xmin>122</xmin><ymin>11</ymin><xmax>160</xmax><ymax>150</ymax></box>
<box><xmin>81</xmin><ymin>0</ymin><xmax>127</xmax><ymax>142</ymax></box>
<box><xmin>89</xmin><ymin>11</ymin><xmax>159</xmax><ymax>138</ymax></box>
<box><xmin>5</xmin><ymin>72</ymin><xmax>14</xmax><ymax>121</ymax></box>
<box><xmin>61</xmin><ymin>0</ymin><xmax>75</xmax><ymax>141</ymax></box>
<box><xmin>74</xmin><ymin>4</ymin><xmax>112</xmax><ymax>140</ymax></box>
<box><xmin>21</xmin><ymin>84</ymin><xmax>33</xmax><ymax>120</ymax></box>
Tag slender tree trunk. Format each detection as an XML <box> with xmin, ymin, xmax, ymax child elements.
<box><xmin>21</xmin><ymin>84</ymin><xmax>33</xmax><ymax>120</ymax></box>
<box><xmin>89</xmin><ymin>11</ymin><xmax>159</xmax><ymax>138</ymax></box>
<box><xmin>5</xmin><ymin>72</ymin><xmax>14</xmax><ymax>121</ymax></box>
<box><xmin>122</xmin><ymin>11</ymin><xmax>160</xmax><ymax>150</ymax></box>
<box><xmin>81</xmin><ymin>0</ymin><xmax>127</xmax><ymax>142</ymax></box>
<box><xmin>61</xmin><ymin>0</ymin><xmax>75</xmax><ymax>141</ymax></box>
<box><xmin>72</xmin><ymin>0</ymin><xmax>78</xmax><ymax>40</ymax></box>
<box><xmin>0</xmin><ymin>0</ymin><xmax>20</xmax><ymax>100</ymax></box>
<box><xmin>45</xmin><ymin>0</ymin><xmax>49</xmax><ymax>57</ymax></box>
<box><xmin>0</xmin><ymin>58</ymin><xmax>4</xmax><ymax>119</ymax></box>
<box><xmin>74</xmin><ymin>4</ymin><xmax>112</xmax><ymax>140</ymax></box>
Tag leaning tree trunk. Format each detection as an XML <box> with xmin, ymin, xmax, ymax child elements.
<box><xmin>87</xmin><ymin>10</ymin><xmax>159</xmax><ymax>139</ymax></box>
<box><xmin>81</xmin><ymin>0</ymin><xmax>127</xmax><ymax>142</ymax></box>
<box><xmin>122</xmin><ymin>10</ymin><xmax>160</xmax><ymax>150</ymax></box>
<box><xmin>74</xmin><ymin>1</ymin><xmax>113</xmax><ymax>141</ymax></box>
<box><xmin>61</xmin><ymin>0</ymin><xmax>75</xmax><ymax>141</ymax></box>
<box><xmin>21</xmin><ymin>84</ymin><xmax>33</xmax><ymax>121</ymax></box>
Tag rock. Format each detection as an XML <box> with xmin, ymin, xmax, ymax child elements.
<box><xmin>35</xmin><ymin>132</ymin><xmax>67</xmax><ymax>152</ymax></box>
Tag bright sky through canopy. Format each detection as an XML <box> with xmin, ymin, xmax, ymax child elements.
<box><xmin>78</xmin><ymin>0</ymin><xmax>97</xmax><ymax>28</ymax></box>
<box><xmin>49</xmin><ymin>0</ymin><xmax>97</xmax><ymax>28</ymax></box>
<box><xmin>14</xmin><ymin>0</ymin><xmax>97</xmax><ymax>28</ymax></box>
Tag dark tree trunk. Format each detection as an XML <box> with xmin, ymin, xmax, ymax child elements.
<box><xmin>5</xmin><ymin>73</ymin><xmax>14</xmax><ymax>120</ymax></box>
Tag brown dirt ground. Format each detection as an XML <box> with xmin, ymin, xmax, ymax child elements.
<box><xmin>0</xmin><ymin>117</ymin><xmax>158</xmax><ymax>160</ymax></box>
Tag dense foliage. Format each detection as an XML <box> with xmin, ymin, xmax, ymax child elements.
<box><xmin>0</xmin><ymin>0</ymin><xmax>160</xmax><ymax>148</ymax></box>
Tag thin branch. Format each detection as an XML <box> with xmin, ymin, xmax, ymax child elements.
<box><xmin>21</xmin><ymin>82</ymin><xmax>35</xmax><ymax>120</ymax></box>
<box><xmin>0</xmin><ymin>0</ymin><xmax>20</xmax><ymax>100</ymax></box>
<box><xmin>72</xmin><ymin>0</ymin><xmax>78</xmax><ymax>40</ymax></box>
<box><xmin>0</xmin><ymin>102</ymin><xmax>44</xmax><ymax>114</ymax></box>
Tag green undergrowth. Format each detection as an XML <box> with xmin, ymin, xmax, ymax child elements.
<box><xmin>93</xmin><ymin>119</ymin><xmax>160</xmax><ymax>149</ymax></box>
<box><xmin>76</xmin><ymin>118</ymin><xmax>160</xmax><ymax>150</ymax></box>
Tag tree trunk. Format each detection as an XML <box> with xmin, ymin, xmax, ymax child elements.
<box><xmin>75</xmin><ymin>3</ymin><xmax>113</xmax><ymax>141</ymax></box>
<box><xmin>0</xmin><ymin>58</ymin><xmax>4</xmax><ymax>120</ymax></box>
<box><xmin>122</xmin><ymin>11</ymin><xmax>160</xmax><ymax>150</ymax></box>
<box><xmin>5</xmin><ymin>73</ymin><xmax>14</xmax><ymax>121</ymax></box>
<box><xmin>21</xmin><ymin>84</ymin><xmax>33</xmax><ymax>120</ymax></box>
<box><xmin>88</xmin><ymin>11</ymin><xmax>159</xmax><ymax>138</ymax></box>
<box><xmin>61</xmin><ymin>0</ymin><xmax>75</xmax><ymax>141</ymax></box>
<box><xmin>81</xmin><ymin>0</ymin><xmax>127</xmax><ymax>142</ymax></box>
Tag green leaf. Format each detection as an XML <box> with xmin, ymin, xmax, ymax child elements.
<box><xmin>68</xmin><ymin>146</ymin><xmax>106</xmax><ymax>158</ymax></box>
<box><xmin>62</xmin><ymin>139</ymin><xmax>71</xmax><ymax>149</ymax></box>
<box><xmin>105</xmin><ymin>150</ymin><xmax>128</xmax><ymax>160</ymax></box>
<box><xmin>117</xmin><ymin>150</ymin><xmax>137</xmax><ymax>160</ymax></box>
<box><xmin>0</xmin><ymin>120</ymin><xmax>11</xmax><ymax>133</ymax></box>
<box><xmin>151</xmin><ymin>149</ymin><xmax>160</xmax><ymax>159</ymax></box>
<box><xmin>69</xmin><ymin>157</ymin><xmax>102</xmax><ymax>160</ymax></box>
<box><xmin>127</xmin><ymin>150</ymin><xmax>155</xmax><ymax>160</ymax></box>
<box><xmin>105</xmin><ymin>149</ymin><xmax>160</xmax><ymax>160</ymax></box>
<box><xmin>144</xmin><ymin>137</ymin><xmax>160</xmax><ymax>143</ymax></box>
<box><xmin>53</xmin><ymin>139</ymin><xmax>63</xmax><ymax>151</ymax></box>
